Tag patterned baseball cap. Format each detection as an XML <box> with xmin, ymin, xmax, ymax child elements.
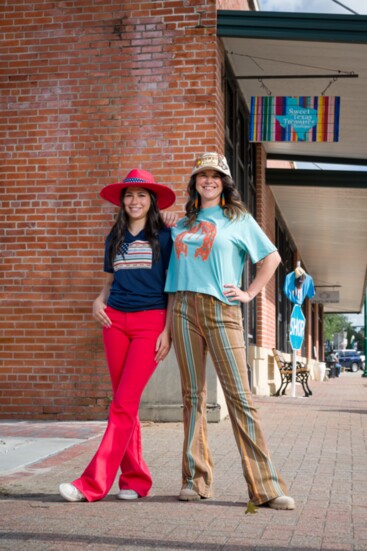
<box><xmin>191</xmin><ymin>152</ymin><xmax>231</xmax><ymax>178</ymax></box>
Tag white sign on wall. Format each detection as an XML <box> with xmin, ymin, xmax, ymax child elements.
<box><xmin>312</xmin><ymin>291</ymin><xmax>339</xmax><ymax>304</ymax></box>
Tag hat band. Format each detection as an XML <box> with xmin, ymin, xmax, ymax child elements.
<box><xmin>123</xmin><ymin>177</ymin><xmax>150</xmax><ymax>184</ymax></box>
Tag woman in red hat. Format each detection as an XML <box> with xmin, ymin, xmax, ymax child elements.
<box><xmin>59</xmin><ymin>169</ymin><xmax>176</xmax><ymax>502</ymax></box>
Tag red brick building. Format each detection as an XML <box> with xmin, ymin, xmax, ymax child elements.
<box><xmin>4</xmin><ymin>0</ymin><xmax>361</xmax><ymax>420</ymax></box>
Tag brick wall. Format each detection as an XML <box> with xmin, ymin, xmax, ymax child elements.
<box><xmin>1</xmin><ymin>0</ymin><xmax>226</xmax><ymax>419</ymax></box>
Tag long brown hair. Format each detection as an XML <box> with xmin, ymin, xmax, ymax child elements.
<box><xmin>108</xmin><ymin>188</ymin><xmax>164</xmax><ymax>265</ymax></box>
<box><xmin>184</xmin><ymin>173</ymin><xmax>247</xmax><ymax>228</ymax></box>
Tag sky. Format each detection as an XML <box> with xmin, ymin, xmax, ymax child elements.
<box><xmin>346</xmin><ymin>311</ymin><xmax>364</xmax><ymax>327</ymax></box>
<box><xmin>259</xmin><ymin>0</ymin><xmax>367</xmax><ymax>14</ymax></box>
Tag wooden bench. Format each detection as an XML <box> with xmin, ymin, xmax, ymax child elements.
<box><xmin>272</xmin><ymin>348</ymin><xmax>312</xmax><ymax>398</ymax></box>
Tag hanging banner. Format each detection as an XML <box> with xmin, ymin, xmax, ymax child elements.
<box><xmin>249</xmin><ymin>96</ymin><xmax>340</xmax><ymax>142</ymax></box>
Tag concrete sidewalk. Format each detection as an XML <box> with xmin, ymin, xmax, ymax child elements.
<box><xmin>0</xmin><ymin>373</ymin><xmax>366</xmax><ymax>550</ymax></box>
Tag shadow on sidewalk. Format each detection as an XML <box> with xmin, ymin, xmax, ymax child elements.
<box><xmin>0</xmin><ymin>531</ymin><xmax>292</xmax><ymax>550</ymax></box>
<box><xmin>0</xmin><ymin>491</ymin><xmax>246</xmax><ymax>508</ymax></box>
<box><xmin>320</xmin><ymin>408</ymin><xmax>367</xmax><ymax>414</ymax></box>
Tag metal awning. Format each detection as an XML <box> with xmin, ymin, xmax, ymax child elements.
<box><xmin>218</xmin><ymin>10</ymin><xmax>367</xmax><ymax>313</ymax></box>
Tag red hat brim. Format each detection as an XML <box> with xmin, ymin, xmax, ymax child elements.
<box><xmin>100</xmin><ymin>181</ymin><xmax>176</xmax><ymax>210</ymax></box>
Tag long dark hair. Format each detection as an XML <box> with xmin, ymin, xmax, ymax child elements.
<box><xmin>184</xmin><ymin>173</ymin><xmax>247</xmax><ymax>228</ymax></box>
<box><xmin>108</xmin><ymin>188</ymin><xmax>164</xmax><ymax>265</ymax></box>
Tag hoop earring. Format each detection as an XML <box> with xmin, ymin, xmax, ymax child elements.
<box><xmin>221</xmin><ymin>192</ymin><xmax>225</xmax><ymax>207</ymax></box>
<box><xmin>194</xmin><ymin>192</ymin><xmax>199</xmax><ymax>209</ymax></box>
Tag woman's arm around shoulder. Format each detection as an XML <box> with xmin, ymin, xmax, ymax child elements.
<box><xmin>161</xmin><ymin>211</ymin><xmax>179</xmax><ymax>228</ymax></box>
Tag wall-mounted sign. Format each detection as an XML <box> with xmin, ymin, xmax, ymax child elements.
<box><xmin>312</xmin><ymin>290</ymin><xmax>340</xmax><ymax>303</ymax></box>
<box><xmin>250</xmin><ymin>96</ymin><xmax>340</xmax><ymax>142</ymax></box>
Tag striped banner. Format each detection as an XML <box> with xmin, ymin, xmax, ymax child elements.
<box><xmin>249</xmin><ymin>96</ymin><xmax>340</xmax><ymax>142</ymax></box>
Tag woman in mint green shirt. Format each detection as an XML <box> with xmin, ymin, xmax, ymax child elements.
<box><xmin>165</xmin><ymin>152</ymin><xmax>295</xmax><ymax>511</ymax></box>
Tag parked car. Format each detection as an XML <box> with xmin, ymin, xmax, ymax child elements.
<box><xmin>334</xmin><ymin>350</ymin><xmax>364</xmax><ymax>372</ymax></box>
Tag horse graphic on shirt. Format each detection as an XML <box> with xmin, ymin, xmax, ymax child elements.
<box><xmin>174</xmin><ymin>221</ymin><xmax>217</xmax><ymax>261</ymax></box>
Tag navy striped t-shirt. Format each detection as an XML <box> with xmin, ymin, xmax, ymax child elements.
<box><xmin>104</xmin><ymin>227</ymin><xmax>172</xmax><ymax>312</ymax></box>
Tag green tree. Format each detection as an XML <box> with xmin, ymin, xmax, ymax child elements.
<box><xmin>324</xmin><ymin>314</ymin><xmax>351</xmax><ymax>343</ymax></box>
<box><xmin>347</xmin><ymin>326</ymin><xmax>364</xmax><ymax>351</ymax></box>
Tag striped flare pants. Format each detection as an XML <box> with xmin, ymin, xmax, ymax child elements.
<box><xmin>172</xmin><ymin>291</ymin><xmax>289</xmax><ymax>505</ymax></box>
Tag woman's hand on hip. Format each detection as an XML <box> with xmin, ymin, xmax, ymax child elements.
<box><xmin>93</xmin><ymin>297</ymin><xmax>112</xmax><ymax>328</ymax></box>
<box><xmin>155</xmin><ymin>328</ymin><xmax>171</xmax><ymax>363</ymax></box>
<box><xmin>223</xmin><ymin>284</ymin><xmax>253</xmax><ymax>304</ymax></box>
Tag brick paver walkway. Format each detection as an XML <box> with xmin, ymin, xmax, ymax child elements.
<box><xmin>0</xmin><ymin>373</ymin><xmax>366</xmax><ymax>550</ymax></box>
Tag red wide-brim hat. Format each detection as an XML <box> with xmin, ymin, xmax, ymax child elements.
<box><xmin>100</xmin><ymin>168</ymin><xmax>176</xmax><ymax>210</ymax></box>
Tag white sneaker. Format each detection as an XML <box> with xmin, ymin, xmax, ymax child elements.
<box><xmin>268</xmin><ymin>496</ymin><xmax>295</xmax><ymax>510</ymax></box>
<box><xmin>178</xmin><ymin>488</ymin><xmax>201</xmax><ymax>501</ymax></box>
<box><xmin>59</xmin><ymin>483</ymin><xmax>86</xmax><ymax>502</ymax></box>
<box><xmin>116</xmin><ymin>489</ymin><xmax>139</xmax><ymax>500</ymax></box>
